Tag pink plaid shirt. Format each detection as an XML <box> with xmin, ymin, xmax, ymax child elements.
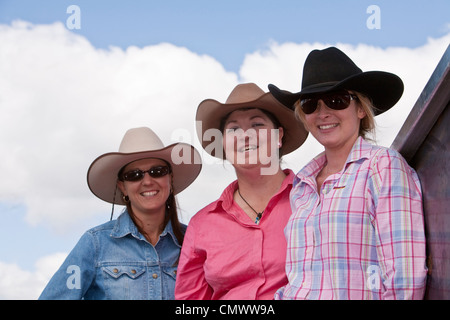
<box><xmin>276</xmin><ymin>137</ymin><xmax>427</xmax><ymax>300</ymax></box>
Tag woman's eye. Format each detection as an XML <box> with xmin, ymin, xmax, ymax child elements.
<box><xmin>252</xmin><ymin>122</ymin><xmax>266</xmax><ymax>128</ymax></box>
<box><xmin>226</xmin><ymin>127</ymin><xmax>239</xmax><ymax>133</ymax></box>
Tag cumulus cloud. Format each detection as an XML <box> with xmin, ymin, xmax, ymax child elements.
<box><xmin>0</xmin><ymin>19</ymin><xmax>449</xmax><ymax>300</ymax></box>
<box><xmin>0</xmin><ymin>252</ymin><xmax>66</xmax><ymax>299</ymax></box>
<box><xmin>0</xmin><ymin>20</ymin><xmax>238</xmax><ymax>231</ymax></box>
<box><xmin>240</xmin><ymin>36</ymin><xmax>450</xmax><ymax>148</ymax></box>
<box><xmin>0</xmin><ymin>20</ymin><xmax>449</xmax><ymax>236</ymax></box>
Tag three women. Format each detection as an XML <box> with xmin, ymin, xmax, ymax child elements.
<box><xmin>41</xmin><ymin>47</ymin><xmax>427</xmax><ymax>300</ymax></box>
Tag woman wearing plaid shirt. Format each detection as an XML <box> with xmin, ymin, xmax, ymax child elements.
<box><xmin>268</xmin><ymin>47</ymin><xmax>427</xmax><ymax>299</ymax></box>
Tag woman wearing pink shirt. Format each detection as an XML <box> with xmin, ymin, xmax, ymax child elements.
<box><xmin>175</xmin><ymin>83</ymin><xmax>308</xmax><ymax>299</ymax></box>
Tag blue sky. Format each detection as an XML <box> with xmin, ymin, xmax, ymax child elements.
<box><xmin>1</xmin><ymin>0</ymin><xmax>449</xmax><ymax>72</ymax></box>
<box><xmin>0</xmin><ymin>0</ymin><xmax>448</xmax><ymax>299</ymax></box>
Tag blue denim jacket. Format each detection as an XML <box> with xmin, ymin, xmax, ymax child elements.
<box><xmin>39</xmin><ymin>210</ymin><xmax>184</xmax><ymax>300</ymax></box>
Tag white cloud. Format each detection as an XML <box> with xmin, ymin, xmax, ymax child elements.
<box><xmin>0</xmin><ymin>252</ymin><xmax>66</xmax><ymax>300</ymax></box>
<box><xmin>240</xmin><ymin>35</ymin><xmax>450</xmax><ymax>149</ymax></box>
<box><xmin>0</xmin><ymin>19</ymin><xmax>449</xmax><ymax>300</ymax></box>
<box><xmin>0</xmin><ymin>20</ymin><xmax>238</xmax><ymax>231</ymax></box>
<box><xmin>0</xmin><ymin>20</ymin><xmax>449</xmax><ymax>234</ymax></box>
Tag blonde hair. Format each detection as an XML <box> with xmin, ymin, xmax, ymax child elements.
<box><xmin>294</xmin><ymin>91</ymin><xmax>377</xmax><ymax>142</ymax></box>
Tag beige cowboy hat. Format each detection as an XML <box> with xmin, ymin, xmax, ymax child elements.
<box><xmin>87</xmin><ymin>127</ymin><xmax>202</xmax><ymax>205</ymax></box>
<box><xmin>195</xmin><ymin>83</ymin><xmax>308</xmax><ymax>159</ymax></box>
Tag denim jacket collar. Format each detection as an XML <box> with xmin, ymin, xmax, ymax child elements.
<box><xmin>110</xmin><ymin>210</ymin><xmax>181</xmax><ymax>248</ymax></box>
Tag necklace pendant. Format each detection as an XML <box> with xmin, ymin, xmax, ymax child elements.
<box><xmin>255</xmin><ymin>212</ymin><xmax>262</xmax><ymax>224</ymax></box>
<box><xmin>237</xmin><ymin>189</ymin><xmax>264</xmax><ymax>225</ymax></box>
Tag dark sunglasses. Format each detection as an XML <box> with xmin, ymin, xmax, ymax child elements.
<box><xmin>120</xmin><ymin>165</ymin><xmax>171</xmax><ymax>182</ymax></box>
<box><xmin>300</xmin><ymin>91</ymin><xmax>358</xmax><ymax>115</ymax></box>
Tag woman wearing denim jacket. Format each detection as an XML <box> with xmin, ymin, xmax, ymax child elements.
<box><xmin>39</xmin><ymin>127</ymin><xmax>201</xmax><ymax>300</ymax></box>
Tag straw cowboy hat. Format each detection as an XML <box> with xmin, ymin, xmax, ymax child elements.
<box><xmin>195</xmin><ymin>83</ymin><xmax>308</xmax><ymax>159</ymax></box>
<box><xmin>87</xmin><ymin>127</ymin><xmax>202</xmax><ymax>205</ymax></box>
<box><xmin>269</xmin><ymin>47</ymin><xmax>404</xmax><ymax>115</ymax></box>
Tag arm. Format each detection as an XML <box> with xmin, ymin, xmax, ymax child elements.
<box><xmin>175</xmin><ymin>222</ymin><xmax>213</xmax><ymax>300</ymax></box>
<box><xmin>370</xmin><ymin>149</ymin><xmax>427</xmax><ymax>300</ymax></box>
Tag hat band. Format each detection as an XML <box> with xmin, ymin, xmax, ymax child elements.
<box><xmin>303</xmin><ymin>81</ymin><xmax>339</xmax><ymax>91</ymax></box>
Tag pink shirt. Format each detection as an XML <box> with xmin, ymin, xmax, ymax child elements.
<box><xmin>175</xmin><ymin>169</ymin><xmax>294</xmax><ymax>300</ymax></box>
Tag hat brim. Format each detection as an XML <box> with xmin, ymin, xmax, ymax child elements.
<box><xmin>87</xmin><ymin>143</ymin><xmax>202</xmax><ymax>205</ymax></box>
<box><xmin>269</xmin><ymin>71</ymin><xmax>404</xmax><ymax>115</ymax></box>
<box><xmin>196</xmin><ymin>92</ymin><xmax>308</xmax><ymax>159</ymax></box>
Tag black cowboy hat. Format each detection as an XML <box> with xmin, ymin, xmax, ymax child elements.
<box><xmin>268</xmin><ymin>47</ymin><xmax>404</xmax><ymax>115</ymax></box>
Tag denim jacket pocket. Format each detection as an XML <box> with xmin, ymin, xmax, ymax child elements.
<box><xmin>101</xmin><ymin>265</ymin><xmax>147</xmax><ymax>299</ymax></box>
<box><xmin>162</xmin><ymin>266</ymin><xmax>178</xmax><ymax>280</ymax></box>
<box><xmin>103</xmin><ymin>266</ymin><xmax>146</xmax><ymax>279</ymax></box>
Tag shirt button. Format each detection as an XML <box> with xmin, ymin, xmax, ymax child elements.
<box><xmin>173</xmin><ymin>270</ymin><xmax>177</xmax><ymax>275</ymax></box>
<box><xmin>113</xmin><ymin>268</ymin><xmax>119</xmax><ymax>273</ymax></box>
<box><xmin>152</xmin><ymin>273</ymin><xmax>158</xmax><ymax>279</ymax></box>
<box><xmin>131</xmin><ymin>269</ymin><xmax>136</xmax><ymax>274</ymax></box>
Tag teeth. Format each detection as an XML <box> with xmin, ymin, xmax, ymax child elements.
<box><xmin>319</xmin><ymin>124</ymin><xmax>338</xmax><ymax>130</ymax></box>
<box><xmin>240</xmin><ymin>145</ymin><xmax>257</xmax><ymax>152</ymax></box>
<box><xmin>141</xmin><ymin>191</ymin><xmax>158</xmax><ymax>197</ymax></box>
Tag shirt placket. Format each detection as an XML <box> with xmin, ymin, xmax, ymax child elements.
<box><xmin>298</xmin><ymin>188</ymin><xmax>320</xmax><ymax>298</ymax></box>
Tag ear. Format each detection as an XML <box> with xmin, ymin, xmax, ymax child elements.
<box><xmin>277</xmin><ymin>127</ymin><xmax>284</xmax><ymax>147</ymax></box>
<box><xmin>117</xmin><ymin>180</ymin><xmax>126</xmax><ymax>195</ymax></box>
<box><xmin>357</xmin><ymin>105</ymin><xmax>367</xmax><ymax>119</ymax></box>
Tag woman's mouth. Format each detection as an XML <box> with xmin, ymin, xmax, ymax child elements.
<box><xmin>140</xmin><ymin>191</ymin><xmax>158</xmax><ymax>197</ymax></box>
<box><xmin>318</xmin><ymin>123</ymin><xmax>339</xmax><ymax>130</ymax></box>
<box><xmin>238</xmin><ymin>145</ymin><xmax>258</xmax><ymax>152</ymax></box>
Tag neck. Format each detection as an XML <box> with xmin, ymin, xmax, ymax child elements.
<box><xmin>234</xmin><ymin>166</ymin><xmax>286</xmax><ymax>215</ymax></box>
<box><xmin>323</xmin><ymin>136</ymin><xmax>358</xmax><ymax>174</ymax></box>
<box><xmin>129</xmin><ymin>206</ymin><xmax>166</xmax><ymax>245</ymax></box>
<box><xmin>236</xmin><ymin>166</ymin><xmax>286</xmax><ymax>194</ymax></box>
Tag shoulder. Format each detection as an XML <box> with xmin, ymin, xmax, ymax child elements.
<box><xmin>353</xmin><ymin>137</ymin><xmax>401</xmax><ymax>161</ymax></box>
<box><xmin>365</xmin><ymin>144</ymin><xmax>410</xmax><ymax>170</ymax></box>
<box><xmin>85</xmin><ymin>219</ymin><xmax>116</xmax><ymax>235</ymax></box>
<box><xmin>190</xmin><ymin>179</ymin><xmax>238</xmax><ymax>222</ymax></box>
<box><xmin>189</xmin><ymin>199</ymin><xmax>222</xmax><ymax>226</ymax></box>
<box><xmin>363</xmin><ymin>144</ymin><xmax>420</xmax><ymax>192</ymax></box>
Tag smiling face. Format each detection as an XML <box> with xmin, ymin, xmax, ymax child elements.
<box><xmin>222</xmin><ymin>108</ymin><xmax>283</xmax><ymax>169</ymax></box>
<box><xmin>117</xmin><ymin>158</ymin><xmax>171</xmax><ymax>217</ymax></box>
<box><xmin>302</xmin><ymin>92</ymin><xmax>366</xmax><ymax>153</ymax></box>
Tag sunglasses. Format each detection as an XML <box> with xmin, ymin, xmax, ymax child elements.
<box><xmin>300</xmin><ymin>91</ymin><xmax>358</xmax><ymax>115</ymax></box>
<box><xmin>120</xmin><ymin>165</ymin><xmax>171</xmax><ymax>182</ymax></box>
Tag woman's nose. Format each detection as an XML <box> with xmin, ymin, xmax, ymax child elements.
<box><xmin>315</xmin><ymin>100</ymin><xmax>331</xmax><ymax>116</ymax></box>
<box><xmin>141</xmin><ymin>171</ymin><xmax>154</xmax><ymax>184</ymax></box>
